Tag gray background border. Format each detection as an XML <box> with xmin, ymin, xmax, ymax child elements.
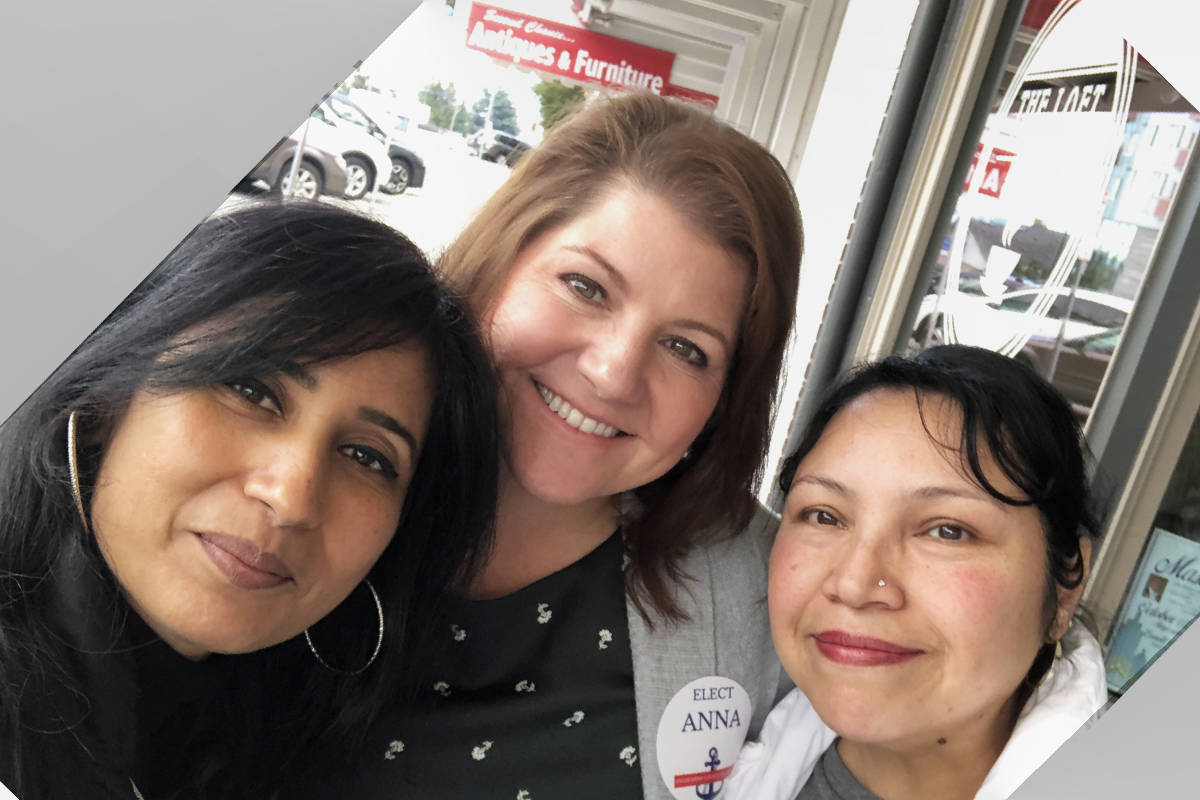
<box><xmin>1</xmin><ymin>0</ymin><xmax>420</xmax><ymax>421</ymax></box>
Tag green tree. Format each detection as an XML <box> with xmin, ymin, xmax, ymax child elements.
<box><xmin>470</xmin><ymin>89</ymin><xmax>520</xmax><ymax>136</ymax></box>
<box><xmin>418</xmin><ymin>81</ymin><xmax>459</xmax><ymax>130</ymax></box>
<box><xmin>532</xmin><ymin>80</ymin><xmax>586</xmax><ymax>130</ymax></box>
<box><xmin>450</xmin><ymin>103</ymin><xmax>473</xmax><ymax>136</ymax></box>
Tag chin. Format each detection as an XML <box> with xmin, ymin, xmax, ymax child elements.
<box><xmin>804</xmin><ymin>685</ymin><xmax>899</xmax><ymax>742</ymax></box>
<box><xmin>508</xmin><ymin>455</ymin><xmax>613</xmax><ymax>506</ymax></box>
<box><xmin>192</xmin><ymin>626</ymin><xmax>291</xmax><ymax>656</ymax></box>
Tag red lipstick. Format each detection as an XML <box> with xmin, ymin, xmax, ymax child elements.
<box><xmin>812</xmin><ymin>630</ymin><xmax>924</xmax><ymax>666</ymax></box>
<box><xmin>196</xmin><ymin>532</ymin><xmax>293</xmax><ymax>590</ymax></box>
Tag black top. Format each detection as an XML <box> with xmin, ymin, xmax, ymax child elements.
<box><xmin>345</xmin><ymin>530</ymin><xmax>643</xmax><ymax>799</ymax></box>
<box><xmin>131</xmin><ymin>635</ymin><xmax>235</xmax><ymax>799</ymax></box>
<box><xmin>2</xmin><ymin>539</ymin><xmax>269</xmax><ymax>800</ymax></box>
<box><xmin>797</xmin><ymin>741</ymin><xmax>883</xmax><ymax>800</ymax></box>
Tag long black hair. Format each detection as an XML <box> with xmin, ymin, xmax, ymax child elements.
<box><xmin>0</xmin><ymin>202</ymin><xmax>499</xmax><ymax>797</ymax></box>
<box><xmin>779</xmin><ymin>345</ymin><xmax>1103</xmax><ymax>693</ymax></box>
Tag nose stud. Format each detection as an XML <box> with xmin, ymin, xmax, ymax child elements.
<box><xmin>877</xmin><ymin>578</ymin><xmax>887</xmax><ymax>588</ymax></box>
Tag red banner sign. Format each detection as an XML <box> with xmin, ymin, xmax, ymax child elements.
<box><xmin>466</xmin><ymin>2</ymin><xmax>675</xmax><ymax>95</ymax></box>
<box><xmin>965</xmin><ymin>143</ymin><xmax>1016</xmax><ymax>198</ymax></box>
<box><xmin>661</xmin><ymin>82</ymin><xmax>719</xmax><ymax>109</ymax></box>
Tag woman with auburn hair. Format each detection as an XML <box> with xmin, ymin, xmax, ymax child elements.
<box><xmin>0</xmin><ymin>202</ymin><xmax>500</xmax><ymax>799</ymax></box>
<box><xmin>338</xmin><ymin>91</ymin><xmax>803</xmax><ymax>800</ymax></box>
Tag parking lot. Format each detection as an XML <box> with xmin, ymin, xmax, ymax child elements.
<box><xmin>218</xmin><ymin>133</ymin><xmax>515</xmax><ymax>257</ymax></box>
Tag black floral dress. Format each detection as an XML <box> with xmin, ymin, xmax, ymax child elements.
<box><xmin>349</xmin><ymin>530</ymin><xmax>644</xmax><ymax>799</ymax></box>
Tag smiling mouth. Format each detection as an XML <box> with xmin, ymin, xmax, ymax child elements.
<box><xmin>533</xmin><ymin>380</ymin><xmax>625</xmax><ymax>438</ymax></box>
<box><xmin>811</xmin><ymin>630</ymin><xmax>924</xmax><ymax>667</ymax></box>
<box><xmin>196</xmin><ymin>532</ymin><xmax>293</xmax><ymax>590</ymax></box>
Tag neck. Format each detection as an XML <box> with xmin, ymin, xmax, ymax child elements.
<box><xmin>837</xmin><ymin>701</ymin><xmax>1016</xmax><ymax>800</ymax></box>
<box><xmin>467</xmin><ymin>464</ymin><xmax>621</xmax><ymax>599</ymax></box>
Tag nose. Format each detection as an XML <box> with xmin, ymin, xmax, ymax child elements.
<box><xmin>822</xmin><ymin>532</ymin><xmax>903</xmax><ymax>610</ymax></box>
<box><xmin>576</xmin><ymin>327</ymin><xmax>647</xmax><ymax>404</ymax></box>
<box><xmin>242</xmin><ymin>436</ymin><xmax>324</xmax><ymax>530</ymax></box>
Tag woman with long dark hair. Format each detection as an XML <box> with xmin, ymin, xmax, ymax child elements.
<box><xmin>0</xmin><ymin>202</ymin><xmax>499</xmax><ymax>799</ymax></box>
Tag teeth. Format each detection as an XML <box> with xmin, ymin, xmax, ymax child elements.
<box><xmin>533</xmin><ymin>381</ymin><xmax>620</xmax><ymax>438</ymax></box>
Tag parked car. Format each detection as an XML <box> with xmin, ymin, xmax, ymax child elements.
<box><xmin>468</xmin><ymin>128</ymin><xmax>532</xmax><ymax>166</ymax></box>
<box><xmin>913</xmin><ymin>286</ymin><xmax>1132</xmax><ymax>352</ymax></box>
<box><xmin>324</xmin><ymin>95</ymin><xmax>426</xmax><ymax>194</ymax></box>
<box><xmin>242</xmin><ymin>135</ymin><xmax>348</xmax><ymax>201</ymax></box>
<box><xmin>307</xmin><ymin>103</ymin><xmax>395</xmax><ymax>200</ymax></box>
<box><xmin>1016</xmin><ymin>327</ymin><xmax>1122</xmax><ymax>416</ymax></box>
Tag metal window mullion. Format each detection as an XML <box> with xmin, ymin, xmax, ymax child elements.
<box><xmin>765</xmin><ymin>0</ymin><xmax>1022</xmax><ymax>511</ymax></box>
<box><xmin>1082</xmin><ymin>142</ymin><xmax>1200</xmax><ymax>637</ymax></box>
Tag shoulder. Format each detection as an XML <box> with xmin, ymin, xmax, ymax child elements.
<box><xmin>685</xmin><ymin>501</ymin><xmax>780</xmax><ymax>576</ymax></box>
<box><xmin>625</xmin><ymin>502</ymin><xmax>788</xmax><ymax>799</ymax></box>
<box><xmin>725</xmin><ymin>688</ymin><xmax>836</xmax><ymax>800</ymax></box>
<box><xmin>975</xmin><ymin>624</ymin><xmax>1108</xmax><ymax>800</ymax></box>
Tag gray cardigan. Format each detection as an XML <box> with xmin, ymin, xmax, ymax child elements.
<box><xmin>627</xmin><ymin>503</ymin><xmax>788</xmax><ymax>800</ymax></box>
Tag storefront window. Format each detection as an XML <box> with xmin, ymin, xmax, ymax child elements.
<box><xmin>1104</xmin><ymin>410</ymin><xmax>1200</xmax><ymax>693</ymax></box>
<box><xmin>904</xmin><ymin>0</ymin><xmax>1198</xmax><ymax>422</ymax></box>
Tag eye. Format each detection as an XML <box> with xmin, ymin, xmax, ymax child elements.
<box><xmin>339</xmin><ymin>444</ymin><xmax>399</xmax><ymax>481</ymax></box>
<box><xmin>925</xmin><ymin>523</ymin><xmax>971</xmax><ymax>542</ymax></box>
<box><xmin>801</xmin><ymin>509</ymin><xmax>843</xmax><ymax>528</ymax></box>
<box><xmin>663</xmin><ymin>337</ymin><xmax>708</xmax><ymax>368</ymax></box>
<box><xmin>560</xmin><ymin>273</ymin><xmax>606</xmax><ymax>302</ymax></box>
<box><xmin>226</xmin><ymin>379</ymin><xmax>282</xmax><ymax>415</ymax></box>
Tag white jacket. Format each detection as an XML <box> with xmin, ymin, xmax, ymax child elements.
<box><xmin>725</xmin><ymin>624</ymin><xmax>1108</xmax><ymax>800</ymax></box>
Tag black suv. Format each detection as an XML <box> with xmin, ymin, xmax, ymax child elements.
<box><xmin>469</xmin><ymin>129</ymin><xmax>532</xmax><ymax>166</ymax></box>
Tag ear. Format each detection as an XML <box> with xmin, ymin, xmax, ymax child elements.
<box><xmin>1049</xmin><ymin>537</ymin><xmax>1092</xmax><ymax>641</ymax></box>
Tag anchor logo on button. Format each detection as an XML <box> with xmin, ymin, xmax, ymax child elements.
<box><xmin>672</xmin><ymin>746</ymin><xmax>732</xmax><ymax>799</ymax></box>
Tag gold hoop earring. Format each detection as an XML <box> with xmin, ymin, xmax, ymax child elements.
<box><xmin>67</xmin><ymin>410</ymin><xmax>90</xmax><ymax>533</ymax></box>
<box><xmin>304</xmin><ymin>579</ymin><xmax>384</xmax><ymax>676</ymax></box>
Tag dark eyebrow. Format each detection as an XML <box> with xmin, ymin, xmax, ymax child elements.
<box><xmin>278</xmin><ymin>365</ymin><xmax>417</xmax><ymax>453</ymax></box>
<box><xmin>357</xmin><ymin>407</ymin><xmax>419</xmax><ymax>454</ymax></box>
<box><xmin>790</xmin><ymin>474</ymin><xmax>853</xmax><ymax>497</ymax></box>
<box><xmin>562</xmin><ymin>245</ymin><xmax>733</xmax><ymax>351</ymax></box>
<box><xmin>281</xmin><ymin>362</ymin><xmax>318</xmax><ymax>390</ymax></box>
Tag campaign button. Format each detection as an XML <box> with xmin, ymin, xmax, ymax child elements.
<box><xmin>656</xmin><ymin>676</ymin><xmax>752</xmax><ymax>800</ymax></box>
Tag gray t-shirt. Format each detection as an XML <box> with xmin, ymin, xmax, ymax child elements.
<box><xmin>796</xmin><ymin>741</ymin><xmax>883</xmax><ymax>800</ymax></box>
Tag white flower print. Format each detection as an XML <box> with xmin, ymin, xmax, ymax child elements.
<box><xmin>450</xmin><ymin>624</ymin><xmax>467</xmax><ymax>642</ymax></box>
<box><xmin>433</xmin><ymin>680</ymin><xmax>451</xmax><ymax>697</ymax></box>
<box><xmin>471</xmin><ymin>740</ymin><xmax>494</xmax><ymax>761</ymax></box>
<box><xmin>619</xmin><ymin>745</ymin><xmax>638</xmax><ymax>766</ymax></box>
<box><xmin>598</xmin><ymin>629</ymin><xmax>613</xmax><ymax>650</ymax></box>
<box><xmin>517</xmin><ymin>791</ymin><xmax>531</xmax><ymax>800</ymax></box>
<box><xmin>383</xmin><ymin>740</ymin><xmax>405</xmax><ymax>760</ymax></box>
<box><xmin>536</xmin><ymin>602</ymin><xmax>552</xmax><ymax>624</ymax></box>
<box><xmin>514</xmin><ymin>679</ymin><xmax>537</xmax><ymax>693</ymax></box>
<box><xmin>562</xmin><ymin>710</ymin><xmax>585</xmax><ymax>728</ymax></box>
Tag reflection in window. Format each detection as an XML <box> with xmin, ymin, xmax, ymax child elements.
<box><xmin>904</xmin><ymin>1</ymin><xmax>1197</xmax><ymax>427</ymax></box>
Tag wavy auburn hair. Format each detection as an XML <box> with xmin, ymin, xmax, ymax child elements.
<box><xmin>439</xmin><ymin>91</ymin><xmax>803</xmax><ymax>621</ymax></box>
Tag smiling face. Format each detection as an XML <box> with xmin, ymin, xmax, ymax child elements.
<box><xmin>769</xmin><ymin>389</ymin><xmax>1059</xmax><ymax>752</ymax></box>
<box><xmin>485</xmin><ymin>183</ymin><xmax>749</xmax><ymax>507</ymax></box>
<box><xmin>89</xmin><ymin>345</ymin><xmax>434</xmax><ymax>658</ymax></box>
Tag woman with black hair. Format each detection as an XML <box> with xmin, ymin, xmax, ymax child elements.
<box><xmin>0</xmin><ymin>202</ymin><xmax>499</xmax><ymax>799</ymax></box>
<box><xmin>728</xmin><ymin>345</ymin><xmax>1108</xmax><ymax>800</ymax></box>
